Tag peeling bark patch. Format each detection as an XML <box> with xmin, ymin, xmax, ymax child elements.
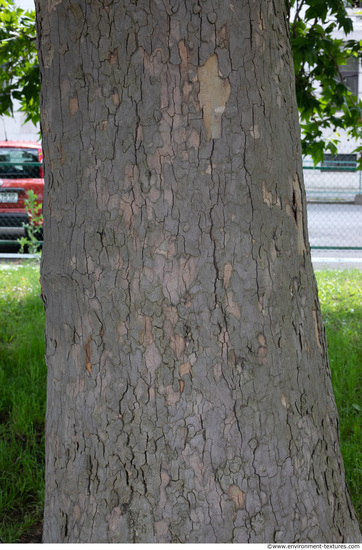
<box><xmin>107</xmin><ymin>49</ymin><xmax>118</xmax><ymax>64</ymax></box>
<box><xmin>60</xmin><ymin>510</ymin><xmax>68</xmax><ymax>539</ymax></box>
<box><xmin>197</xmin><ymin>54</ymin><xmax>231</xmax><ymax>141</ymax></box>
<box><xmin>285</xmin><ymin>174</ymin><xmax>306</xmax><ymax>254</ymax></box>
<box><xmin>281</xmin><ymin>393</ymin><xmax>288</xmax><ymax>408</ymax></box>
<box><xmin>228</xmin><ymin>485</ymin><xmax>246</xmax><ymax>510</ymax></box>
<box><xmin>178</xmin><ymin>40</ymin><xmax>188</xmax><ymax>71</ymax></box>
<box><xmin>250</xmin><ymin>124</ymin><xmax>260</xmax><ymax>139</ymax></box>
<box><xmin>69</xmin><ymin>94</ymin><xmax>79</xmax><ymax>115</ymax></box>
<box><xmin>291</xmin><ymin>174</ymin><xmax>306</xmax><ymax>254</ymax></box>
<box><xmin>85</xmin><ymin>336</ymin><xmax>92</xmax><ymax>375</ymax></box>
<box><xmin>312</xmin><ymin>310</ymin><xmax>322</xmax><ymax>348</ymax></box>
<box><xmin>226</xmin><ymin>290</ymin><xmax>241</xmax><ymax>320</ymax></box>
<box><xmin>43</xmin><ymin>43</ymin><xmax>54</xmax><ymax>68</ymax></box>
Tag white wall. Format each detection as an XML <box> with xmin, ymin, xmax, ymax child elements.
<box><xmin>16</xmin><ymin>0</ymin><xmax>35</xmax><ymax>8</ymax></box>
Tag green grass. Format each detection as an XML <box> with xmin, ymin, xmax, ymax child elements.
<box><xmin>0</xmin><ymin>264</ymin><xmax>360</xmax><ymax>541</ymax></box>
<box><xmin>315</xmin><ymin>269</ymin><xmax>362</xmax><ymax>524</ymax></box>
<box><xmin>0</xmin><ymin>261</ymin><xmax>46</xmax><ymax>543</ymax></box>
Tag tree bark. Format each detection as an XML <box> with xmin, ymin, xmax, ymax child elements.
<box><xmin>36</xmin><ymin>0</ymin><xmax>361</xmax><ymax>543</ymax></box>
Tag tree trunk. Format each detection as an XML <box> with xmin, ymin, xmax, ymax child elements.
<box><xmin>36</xmin><ymin>0</ymin><xmax>361</xmax><ymax>543</ymax></box>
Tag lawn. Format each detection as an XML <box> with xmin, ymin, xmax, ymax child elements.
<box><xmin>315</xmin><ymin>269</ymin><xmax>362</xmax><ymax>524</ymax></box>
<box><xmin>0</xmin><ymin>262</ymin><xmax>360</xmax><ymax>542</ymax></box>
<box><xmin>0</xmin><ymin>261</ymin><xmax>46</xmax><ymax>542</ymax></box>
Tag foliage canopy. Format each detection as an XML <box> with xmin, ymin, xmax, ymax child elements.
<box><xmin>0</xmin><ymin>0</ymin><xmax>361</xmax><ymax>163</ymax></box>
<box><xmin>289</xmin><ymin>0</ymin><xmax>362</xmax><ymax>164</ymax></box>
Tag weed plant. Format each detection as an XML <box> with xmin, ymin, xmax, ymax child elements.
<box><xmin>0</xmin><ymin>261</ymin><xmax>45</xmax><ymax>542</ymax></box>
<box><xmin>0</xmin><ymin>265</ymin><xmax>360</xmax><ymax>541</ymax></box>
<box><xmin>17</xmin><ymin>190</ymin><xmax>43</xmax><ymax>255</ymax></box>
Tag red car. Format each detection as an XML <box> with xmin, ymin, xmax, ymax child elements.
<box><xmin>0</xmin><ymin>141</ymin><xmax>43</xmax><ymax>241</ymax></box>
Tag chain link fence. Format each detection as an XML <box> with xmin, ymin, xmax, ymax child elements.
<box><xmin>0</xmin><ymin>157</ymin><xmax>361</xmax><ymax>252</ymax></box>
<box><xmin>304</xmin><ymin>154</ymin><xmax>362</xmax><ymax>250</ymax></box>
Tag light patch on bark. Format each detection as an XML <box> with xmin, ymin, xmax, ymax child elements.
<box><xmin>223</xmin><ymin>262</ymin><xmax>233</xmax><ymax>288</ymax></box>
<box><xmin>96</xmin><ymin>120</ymin><xmax>108</xmax><ymax>131</ymax></box>
<box><xmin>163</xmin><ymin>256</ymin><xmax>197</xmax><ymax>303</ymax></box>
<box><xmin>225</xmin><ymin>290</ymin><xmax>241</xmax><ymax>320</ymax></box>
<box><xmin>141</xmin><ymin>316</ymin><xmax>154</xmax><ymax>346</ymax></box>
<box><xmin>178</xmin><ymin>40</ymin><xmax>188</xmax><ymax>71</ymax></box>
<box><xmin>69</xmin><ymin>94</ymin><xmax>79</xmax><ymax>115</ymax></box>
<box><xmin>141</xmin><ymin>47</ymin><xmax>165</xmax><ymax>79</ymax></box>
<box><xmin>157</xmin><ymin>469</ymin><xmax>171</xmax><ymax>528</ymax></box>
<box><xmin>155</xmin><ymin>236</ymin><xmax>177</xmax><ymax>258</ymax></box>
<box><xmin>197</xmin><ymin>54</ymin><xmax>231</xmax><ymax>141</ymax></box>
<box><xmin>170</xmin><ymin>333</ymin><xmax>185</xmax><ymax>359</ymax></box>
<box><xmin>179</xmin><ymin>361</ymin><xmax>191</xmax><ymax>378</ymax></box>
<box><xmin>73</xmin><ymin>504</ymin><xmax>80</xmax><ymax>522</ymax></box>
<box><xmin>218</xmin><ymin>326</ymin><xmax>229</xmax><ymax>357</ymax></box>
<box><xmin>117</xmin><ymin>321</ymin><xmax>128</xmax><ymax>341</ymax></box>
<box><xmin>108</xmin><ymin>507</ymin><xmax>122</xmax><ymax>532</ymax></box>
<box><xmin>257</xmin><ymin>333</ymin><xmax>268</xmax><ymax>365</ymax></box>
<box><xmin>187</xmin><ymin>128</ymin><xmax>200</xmax><ymax>150</ymax></box>
<box><xmin>250</xmin><ymin>124</ymin><xmax>260</xmax><ymax>139</ymax></box>
<box><xmin>159</xmin><ymin>385</ymin><xmax>180</xmax><ymax>406</ymax></box>
<box><xmin>269</xmin><ymin>239</ymin><xmax>277</xmax><ymax>261</ymax></box>
<box><xmin>112</xmin><ymin>91</ymin><xmax>120</xmax><ymax>106</ymax></box>
<box><xmin>144</xmin><ymin>342</ymin><xmax>162</xmax><ymax>378</ymax></box>
<box><xmin>47</xmin><ymin>0</ymin><xmax>63</xmax><ymax>13</ymax></box>
<box><xmin>154</xmin><ymin>520</ymin><xmax>169</xmax><ymax>542</ymax></box>
<box><xmin>213</xmin><ymin>362</ymin><xmax>222</xmax><ymax>381</ymax></box>
<box><xmin>262</xmin><ymin>181</ymin><xmax>281</xmax><ymax>208</ymax></box>
<box><xmin>228</xmin><ymin>485</ymin><xmax>246</xmax><ymax>510</ymax></box>
<box><xmin>60</xmin><ymin>77</ymin><xmax>70</xmax><ymax>100</ymax></box>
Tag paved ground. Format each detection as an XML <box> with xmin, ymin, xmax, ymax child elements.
<box><xmin>1</xmin><ymin>203</ymin><xmax>362</xmax><ymax>270</ymax></box>
<box><xmin>311</xmin><ymin>248</ymin><xmax>362</xmax><ymax>270</ymax></box>
<box><xmin>1</xmin><ymin>251</ymin><xmax>361</xmax><ymax>271</ymax></box>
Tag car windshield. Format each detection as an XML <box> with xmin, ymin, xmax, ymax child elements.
<box><xmin>0</xmin><ymin>148</ymin><xmax>40</xmax><ymax>179</ymax></box>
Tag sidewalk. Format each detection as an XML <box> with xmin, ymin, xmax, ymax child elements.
<box><xmin>1</xmin><ymin>251</ymin><xmax>362</xmax><ymax>270</ymax></box>
<box><xmin>312</xmin><ymin>248</ymin><xmax>362</xmax><ymax>270</ymax></box>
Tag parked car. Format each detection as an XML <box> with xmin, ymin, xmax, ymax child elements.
<box><xmin>0</xmin><ymin>141</ymin><xmax>43</xmax><ymax>242</ymax></box>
